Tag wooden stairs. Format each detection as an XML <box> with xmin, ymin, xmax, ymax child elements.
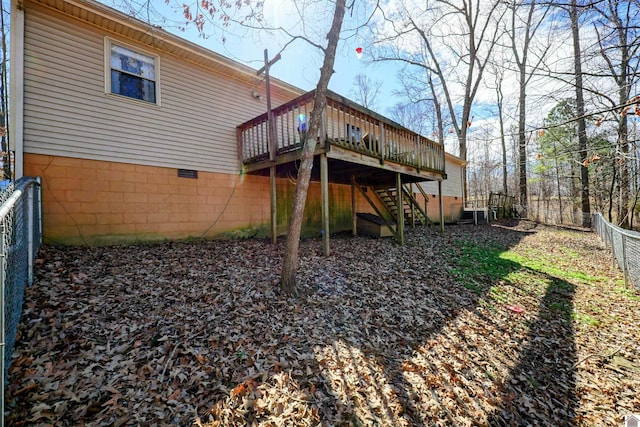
<box><xmin>373</xmin><ymin>184</ymin><xmax>432</xmax><ymax>228</ymax></box>
<box><xmin>351</xmin><ymin>178</ymin><xmax>433</xmax><ymax>237</ymax></box>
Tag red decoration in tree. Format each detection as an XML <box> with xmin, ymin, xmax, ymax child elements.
<box><xmin>355</xmin><ymin>47</ymin><xmax>363</xmax><ymax>60</ymax></box>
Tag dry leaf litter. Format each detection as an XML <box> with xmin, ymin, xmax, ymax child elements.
<box><xmin>5</xmin><ymin>221</ymin><xmax>640</xmax><ymax>426</ymax></box>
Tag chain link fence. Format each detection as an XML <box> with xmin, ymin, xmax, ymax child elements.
<box><xmin>0</xmin><ymin>177</ymin><xmax>42</xmax><ymax>425</ymax></box>
<box><xmin>593</xmin><ymin>212</ymin><xmax>640</xmax><ymax>291</ymax></box>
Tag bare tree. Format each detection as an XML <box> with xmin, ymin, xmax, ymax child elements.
<box><xmin>388</xmin><ymin>101</ymin><xmax>431</xmax><ymax>135</ymax></box>
<box><xmin>569</xmin><ymin>0</ymin><xmax>591</xmax><ymax>227</ymax></box>
<box><xmin>114</xmin><ymin>0</ymin><xmax>354</xmax><ymax>293</ymax></box>
<box><xmin>280</xmin><ymin>0</ymin><xmax>347</xmax><ymax>293</ymax></box>
<box><xmin>505</xmin><ymin>0</ymin><xmax>553</xmax><ymax>209</ymax></box>
<box><xmin>489</xmin><ymin>61</ymin><xmax>509</xmax><ymax>195</ymax></box>
<box><xmin>372</xmin><ymin>0</ymin><xmax>505</xmax><ymax>199</ymax></box>
<box><xmin>389</xmin><ymin>66</ymin><xmax>447</xmax><ymax>141</ymax></box>
<box><xmin>350</xmin><ymin>73</ymin><xmax>382</xmax><ymax>110</ymax></box>
<box><xmin>591</xmin><ymin>0</ymin><xmax>640</xmax><ymax>228</ymax></box>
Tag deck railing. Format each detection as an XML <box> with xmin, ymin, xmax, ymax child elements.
<box><xmin>238</xmin><ymin>91</ymin><xmax>445</xmax><ymax>174</ymax></box>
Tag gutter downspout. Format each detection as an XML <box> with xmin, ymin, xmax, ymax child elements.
<box><xmin>10</xmin><ymin>0</ymin><xmax>25</xmax><ymax>179</ymax></box>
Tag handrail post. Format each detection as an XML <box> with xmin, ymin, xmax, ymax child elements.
<box><xmin>236</xmin><ymin>126</ymin><xmax>244</xmax><ymax>164</ymax></box>
<box><xmin>379</xmin><ymin>121</ymin><xmax>385</xmax><ymax>164</ymax></box>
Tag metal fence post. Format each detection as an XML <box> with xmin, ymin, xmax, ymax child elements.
<box><xmin>27</xmin><ymin>184</ymin><xmax>34</xmax><ymax>286</ymax></box>
<box><xmin>36</xmin><ymin>177</ymin><xmax>42</xmax><ymax>247</ymax></box>
<box><xmin>0</xmin><ymin>220</ymin><xmax>6</xmax><ymax>427</ymax></box>
<box><xmin>621</xmin><ymin>234</ymin><xmax>629</xmax><ymax>289</ymax></box>
<box><xmin>610</xmin><ymin>224</ymin><xmax>616</xmax><ymax>269</ymax></box>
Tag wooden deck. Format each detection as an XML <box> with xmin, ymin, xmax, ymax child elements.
<box><xmin>236</xmin><ymin>90</ymin><xmax>448</xmax><ymax>251</ymax></box>
<box><xmin>237</xmin><ymin>90</ymin><xmax>446</xmax><ymax>185</ymax></box>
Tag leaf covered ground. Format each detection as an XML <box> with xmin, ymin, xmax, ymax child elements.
<box><xmin>6</xmin><ymin>221</ymin><xmax>640</xmax><ymax>426</ymax></box>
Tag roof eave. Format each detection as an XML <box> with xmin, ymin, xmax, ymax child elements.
<box><xmin>28</xmin><ymin>0</ymin><xmax>303</xmax><ymax>96</ymax></box>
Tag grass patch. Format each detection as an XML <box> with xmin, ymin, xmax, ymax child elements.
<box><xmin>549</xmin><ymin>301</ymin><xmax>571</xmax><ymax>316</ymax></box>
<box><xmin>447</xmin><ymin>237</ymin><xmax>587</xmax><ymax>309</ymax></box>
<box><xmin>572</xmin><ymin>312</ymin><xmax>601</xmax><ymax>327</ymax></box>
<box><xmin>446</xmin><ymin>240</ymin><xmax>517</xmax><ymax>292</ymax></box>
<box><xmin>613</xmin><ymin>285</ymin><xmax>640</xmax><ymax>301</ymax></box>
<box><xmin>499</xmin><ymin>251</ymin><xmax>606</xmax><ymax>286</ymax></box>
<box><xmin>489</xmin><ymin>286</ymin><xmax>509</xmax><ymax>304</ymax></box>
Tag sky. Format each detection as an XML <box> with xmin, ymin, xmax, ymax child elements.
<box><xmin>104</xmin><ymin>0</ymin><xmax>633</xmax><ymax>163</ymax></box>
<box><xmin>107</xmin><ymin>0</ymin><xmax>405</xmax><ymax>117</ymax></box>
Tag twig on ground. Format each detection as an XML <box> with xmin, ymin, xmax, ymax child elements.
<box><xmin>573</xmin><ymin>347</ymin><xmax>622</xmax><ymax>368</ymax></box>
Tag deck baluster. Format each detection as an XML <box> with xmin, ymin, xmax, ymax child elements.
<box><xmin>237</xmin><ymin>90</ymin><xmax>446</xmax><ymax>175</ymax></box>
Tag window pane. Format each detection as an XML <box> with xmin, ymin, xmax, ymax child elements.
<box><xmin>141</xmin><ymin>79</ymin><xmax>156</xmax><ymax>103</ymax></box>
<box><xmin>111</xmin><ymin>70</ymin><xmax>156</xmax><ymax>103</ymax></box>
<box><xmin>110</xmin><ymin>44</ymin><xmax>155</xmax><ymax>80</ymax></box>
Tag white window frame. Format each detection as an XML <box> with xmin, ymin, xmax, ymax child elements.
<box><xmin>104</xmin><ymin>38</ymin><xmax>161</xmax><ymax>106</ymax></box>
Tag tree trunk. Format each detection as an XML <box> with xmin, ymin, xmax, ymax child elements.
<box><xmin>280</xmin><ymin>0</ymin><xmax>346</xmax><ymax>294</ymax></box>
<box><xmin>618</xmin><ymin>116</ymin><xmax>630</xmax><ymax>227</ymax></box>
<box><xmin>608</xmin><ymin>160</ymin><xmax>617</xmax><ymax>223</ymax></box>
<box><xmin>497</xmin><ymin>86</ymin><xmax>508</xmax><ymax>195</ymax></box>
<box><xmin>553</xmin><ymin>139</ymin><xmax>563</xmax><ymax>224</ymax></box>
<box><xmin>570</xmin><ymin>0</ymin><xmax>591</xmax><ymax>227</ymax></box>
<box><xmin>517</xmin><ymin>64</ymin><xmax>528</xmax><ymax>207</ymax></box>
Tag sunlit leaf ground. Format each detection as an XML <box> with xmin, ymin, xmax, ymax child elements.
<box><xmin>6</xmin><ymin>220</ymin><xmax>639</xmax><ymax>426</ymax></box>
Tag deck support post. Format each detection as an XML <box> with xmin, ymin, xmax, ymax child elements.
<box><xmin>351</xmin><ymin>174</ymin><xmax>357</xmax><ymax>236</ymax></box>
<box><xmin>438</xmin><ymin>180</ymin><xmax>445</xmax><ymax>234</ymax></box>
<box><xmin>321</xmin><ymin>153</ymin><xmax>330</xmax><ymax>256</ymax></box>
<box><xmin>396</xmin><ymin>173</ymin><xmax>404</xmax><ymax>245</ymax></box>
<box><xmin>410</xmin><ymin>183</ymin><xmax>415</xmax><ymax>228</ymax></box>
<box><xmin>270</xmin><ymin>165</ymin><xmax>277</xmax><ymax>243</ymax></box>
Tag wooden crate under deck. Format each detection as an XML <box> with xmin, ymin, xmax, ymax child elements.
<box><xmin>356</xmin><ymin>213</ymin><xmax>394</xmax><ymax>238</ymax></box>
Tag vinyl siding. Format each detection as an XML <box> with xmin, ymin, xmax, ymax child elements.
<box><xmin>23</xmin><ymin>5</ymin><xmax>298</xmax><ymax>174</ymax></box>
<box><xmin>420</xmin><ymin>157</ymin><xmax>464</xmax><ymax>197</ymax></box>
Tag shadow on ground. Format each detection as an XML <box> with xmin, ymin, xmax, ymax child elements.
<box><xmin>6</xmin><ymin>221</ymin><xmax>578</xmax><ymax>426</ymax></box>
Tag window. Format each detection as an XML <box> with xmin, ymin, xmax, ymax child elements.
<box><xmin>106</xmin><ymin>39</ymin><xmax>159</xmax><ymax>104</ymax></box>
<box><xmin>346</xmin><ymin>124</ymin><xmax>361</xmax><ymax>143</ymax></box>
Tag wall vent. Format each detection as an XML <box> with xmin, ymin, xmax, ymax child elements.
<box><xmin>177</xmin><ymin>169</ymin><xmax>198</xmax><ymax>179</ymax></box>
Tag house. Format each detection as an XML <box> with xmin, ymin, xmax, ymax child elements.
<box><xmin>10</xmin><ymin>0</ymin><xmax>464</xmax><ymax>249</ymax></box>
<box><xmin>420</xmin><ymin>153</ymin><xmax>466</xmax><ymax>223</ymax></box>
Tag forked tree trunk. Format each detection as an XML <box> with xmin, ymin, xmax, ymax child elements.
<box><xmin>280</xmin><ymin>0</ymin><xmax>346</xmax><ymax>294</ymax></box>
